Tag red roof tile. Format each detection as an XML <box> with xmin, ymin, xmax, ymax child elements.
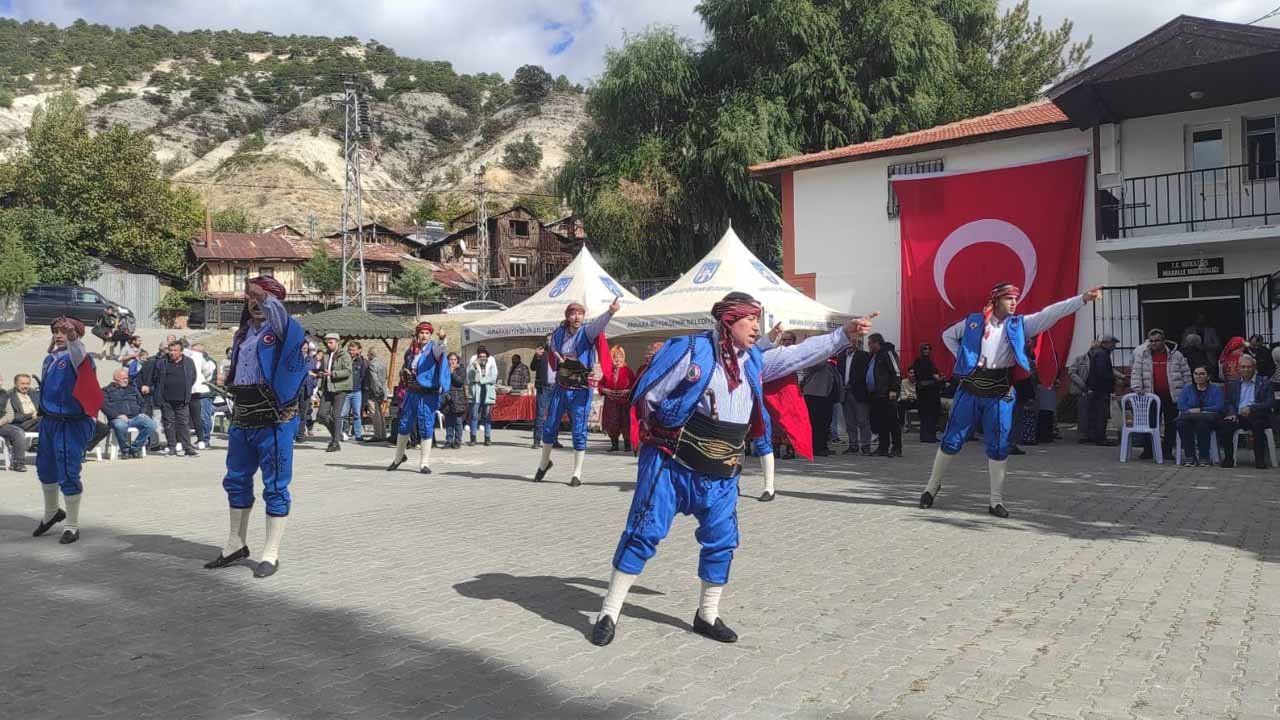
<box><xmin>749</xmin><ymin>99</ymin><xmax>1070</xmax><ymax>175</ymax></box>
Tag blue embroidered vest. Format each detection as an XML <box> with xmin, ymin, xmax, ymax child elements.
<box><xmin>407</xmin><ymin>342</ymin><xmax>449</xmax><ymax>393</ymax></box>
<box><xmin>951</xmin><ymin>312</ymin><xmax>1030</xmax><ymax>377</ymax></box>
<box><xmin>552</xmin><ymin>324</ymin><xmax>597</xmax><ymax>369</ymax></box>
<box><xmin>41</xmin><ymin>350</ymin><xmax>92</xmax><ymax>416</ymax></box>
<box><xmin>230</xmin><ymin>316</ymin><xmax>308</xmax><ymax>410</ymax></box>
<box><xmin>631</xmin><ymin>331</ymin><xmax>767</xmax><ymax>431</ymax></box>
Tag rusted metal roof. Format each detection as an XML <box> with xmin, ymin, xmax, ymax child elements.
<box><xmin>191</xmin><ymin>232</ymin><xmax>311</xmax><ymax>261</ymax></box>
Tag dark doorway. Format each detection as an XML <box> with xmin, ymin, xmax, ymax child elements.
<box><xmin>1138</xmin><ymin>278</ymin><xmax>1246</xmax><ymax>347</ymax></box>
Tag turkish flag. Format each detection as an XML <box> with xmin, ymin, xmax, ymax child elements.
<box><xmin>895</xmin><ymin>154</ymin><xmax>1087</xmax><ymax>385</ymax></box>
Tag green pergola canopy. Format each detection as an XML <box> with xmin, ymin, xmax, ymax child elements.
<box><xmin>299</xmin><ymin>306</ymin><xmax>412</xmax><ymax>339</ymax></box>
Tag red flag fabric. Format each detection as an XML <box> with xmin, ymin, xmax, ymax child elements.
<box><xmin>763</xmin><ymin>374</ymin><xmax>813</xmax><ymax>461</ymax></box>
<box><xmin>895</xmin><ymin>155</ymin><xmax>1087</xmax><ymax>386</ymax></box>
<box><xmin>72</xmin><ymin>357</ymin><xmax>104</xmax><ymax>419</ymax></box>
<box><xmin>596</xmin><ymin>331</ymin><xmax>613</xmax><ymax>382</ymax></box>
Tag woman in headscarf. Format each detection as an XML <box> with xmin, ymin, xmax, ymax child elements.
<box><xmin>628</xmin><ymin>342</ymin><xmax>663</xmax><ymax>454</ymax></box>
<box><xmin>1219</xmin><ymin>336</ymin><xmax>1247</xmax><ymax>382</ymax></box>
<box><xmin>909</xmin><ymin>342</ymin><xmax>943</xmax><ymax>443</ymax></box>
<box><xmin>598</xmin><ymin>345</ymin><xmax>635</xmax><ymax>452</ymax></box>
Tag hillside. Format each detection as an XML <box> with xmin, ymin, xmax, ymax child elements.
<box><xmin>0</xmin><ymin>20</ymin><xmax>588</xmax><ymax>228</ymax></box>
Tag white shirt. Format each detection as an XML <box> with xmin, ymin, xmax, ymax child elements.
<box><xmin>942</xmin><ymin>296</ymin><xmax>1085</xmax><ymax>370</ymax></box>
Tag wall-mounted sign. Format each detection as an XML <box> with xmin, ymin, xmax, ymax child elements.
<box><xmin>1157</xmin><ymin>257</ymin><xmax>1223</xmax><ymax>278</ymax></box>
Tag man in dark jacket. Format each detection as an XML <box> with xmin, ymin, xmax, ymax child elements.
<box><xmin>1217</xmin><ymin>354</ymin><xmax>1274</xmax><ymax>468</ymax></box>
<box><xmin>147</xmin><ymin>340</ymin><xmax>198</xmax><ymax>456</ymax></box>
<box><xmin>838</xmin><ymin>340</ymin><xmax>873</xmax><ymax>454</ymax></box>
<box><xmin>867</xmin><ymin>334</ymin><xmax>903</xmax><ymax>457</ymax></box>
<box><xmin>0</xmin><ymin>373</ymin><xmax>33</xmax><ymax>470</ymax></box>
<box><xmin>102</xmin><ymin>368</ymin><xmax>156</xmax><ymax>458</ymax></box>
<box><xmin>362</xmin><ymin>347</ymin><xmax>387</xmax><ymax>442</ymax></box>
<box><xmin>1086</xmin><ymin>335</ymin><xmax>1118</xmax><ymax>446</ymax></box>
<box><xmin>343</xmin><ymin>341</ymin><xmax>368</xmax><ymax>442</ymax></box>
<box><xmin>801</xmin><ymin>357</ymin><xmax>843</xmax><ymax>456</ymax></box>
<box><xmin>530</xmin><ymin>342</ymin><xmax>551</xmax><ymax>449</ymax></box>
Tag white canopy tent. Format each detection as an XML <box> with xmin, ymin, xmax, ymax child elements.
<box><xmin>461</xmin><ymin>246</ymin><xmax>642</xmax><ymax>357</ymax></box>
<box><xmin>608</xmin><ymin>227</ymin><xmax>851</xmax><ymax>340</ymax></box>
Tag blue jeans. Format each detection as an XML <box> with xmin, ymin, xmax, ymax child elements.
<box><xmin>445</xmin><ymin>412</ymin><xmax>464</xmax><ymax>446</ymax></box>
<box><xmin>534</xmin><ymin>387</ymin><xmax>551</xmax><ymax>443</ymax></box>
<box><xmin>470</xmin><ymin>402</ymin><xmax>492</xmax><ymax>441</ymax></box>
<box><xmin>110</xmin><ymin>415</ymin><xmax>157</xmax><ymax>451</ymax></box>
<box><xmin>342</xmin><ymin>390</ymin><xmax>364</xmax><ymax>440</ymax></box>
<box><xmin>199</xmin><ymin>397</ymin><xmax>213</xmax><ymax>443</ymax></box>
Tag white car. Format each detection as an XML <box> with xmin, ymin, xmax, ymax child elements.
<box><xmin>441</xmin><ymin>300</ymin><xmax>508</xmax><ymax>314</ymax></box>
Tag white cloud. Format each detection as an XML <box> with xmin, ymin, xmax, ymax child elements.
<box><xmin>6</xmin><ymin>1</ymin><xmax>1278</xmax><ymax>83</ymax></box>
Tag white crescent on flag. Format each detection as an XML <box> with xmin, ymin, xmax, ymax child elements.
<box><xmin>932</xmin><ymin>218</ymin><xmax>1038</xmax><ymax>309</ymax></box>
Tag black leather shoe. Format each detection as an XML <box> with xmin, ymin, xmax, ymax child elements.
<box><xmin>890</xmin><ymin>447</ymin><xmax>903</xmax><ymax>457</ymax></box>
<box><xmin>989</xmin><ymin>504</ymin><xmax>1010</xmax><ymax>518</ymax></box>
<box><xmin>692</xmin><ymin>612</ymin><xmax>738</xmax><ymax>643</ymax></box>
<box><xmin>569</xmin><ymin>476</ymin><xmax>582</xmax><ymax>487</ymax></box>
<box><xmin>59</xmin><ymin>529</ymin><xmax>80</xmax><ymax>544</ymax></box>
<box><xmin>33</xmin><ymin>508</ymin><xmax>66</xmax><ymax>537</ymax></box>
<box><xmin>468</xmin><ymin>440</ymin><xmax>476</xmax><ymax>447</ymax></box>
<box><xmin>1008</xmin><ymin>446</ymin><xmax>1025</xmax><ymax>455</ymax></box>
<box><xmin>420</xmin><ymin>467</ymin><xmax>432</xmax><ymax>475</ymax></box>
<box><xmin>758</xmin><ymin>491</ymin><xmax>775</xmax><ymax>502</ymax></box>
<box><xmin>204</xmin><ymin>545</ymin><xmax>250</xmax><ymax>569</ymax></box>
<box><xmin>842</xmin><ymin>446</ymin><xmax>858</xmax><ymax>454</ymax></box>
<box><xmin>387</xmin><ymin>456</ymin><xmax>406</xmax><ymax>472</ymax></box>
<box><xmin>253</xmin><ymin>560</ymin><xmax>279</xmax><ymax>578</ymax></box>
<box><xmin>919</xmin><ymin>491</ymin><xmax>934</xmax><ymax>509</ymax></box>
<box><xmin>534</xmin><ymin>461</ymin><xmax>553</xmax><ymax>482</ymax></box>
<box><xmin>590</xmin><ymin>615</ymin><xmax>616</xmax><ymax>646</ymax></box>
<box><xmin>873</xmin><ymin>448</ymin><xmax>891</xmax><ymax>457</ymax></box>
<box><xmin>11</xmin><ymin>463</ymin><xmax>26</xmax><ymax>471</ymax></box>
<box><xmin>1221</xmin><ymin>456</ymin><xmax>1235</xmax><ymax>469</ymax></box>
<box><xmin>484</xmin><ymin>439</ymin><xmax>491</xmax><ymax>446</ymax></box>
<box><xmin>326</xmin><ymin>444</ymin><xmax>340</xmax><ymax>453</ymax></box>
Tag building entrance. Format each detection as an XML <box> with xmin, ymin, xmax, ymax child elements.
<box><xmin>1139</xmin><ymin>278</ymin><xmax>1245</xmax><ymax>349</ymax></box>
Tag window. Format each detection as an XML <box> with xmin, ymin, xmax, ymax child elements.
<box><xmin>74</xmin><ymin>290</ymin><xmax>100</xmax><ymax>304</ymax></box>
<box><xmin>1246</xmin><ymin>115</ymin><xmax>1278</xmax><ymax>180</ymax></box>
<box><xmin>371</xmin><ymin>271</ymin><xmax>390</xmax><ymax>294</ymax></box>
<box><xmin>543</xmin><ymin>262</ymin><xmax>557</xmax><ymax>280</ymax></box>
<box><xmin>511</xmin><ymin>220</ymin><xmax>530</xmax><ymax>237</ymax></box>
<box><xmin>463</xmin><ymin>256</ymin><xmax>478</xmax><ymax>273</ymax></box>
<box><xmin>508</xmin><ymin>256</ymin><xmax>529</xmax><ymax>279</ymax></box>
<box><xmin>258</xmin><ymin>266</ymin><xmax>274</xmax><ymax>278</ymax></box>
<box><xmin>233</xmin><ymin>267</ymin><xmax>249</xmax><ymax>289</ymax></box>
<box><xmin>886</xmin><ymin>159</ymin><xmax>944</xmax><ymax>218</ymax></box>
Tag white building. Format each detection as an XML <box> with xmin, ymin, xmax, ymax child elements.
<box><xmin>751</xmin><ymin>15</ymin><xmax>1280</xmax><ymax>364</ymax></box>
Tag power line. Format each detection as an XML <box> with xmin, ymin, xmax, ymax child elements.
<box><xmin>169</xmin><ymin>177</ymin><xmax>562</xmax><ymax>199</ymax></box>
<box><xmin>1249</xmin><ymin>4</ymin><xmax>1280</xmax><ymax>23</ymax></box>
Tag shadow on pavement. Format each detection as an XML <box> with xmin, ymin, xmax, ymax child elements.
<box><xmin>0</xmin><ymin>525</ymin><xmax>659</xmax><ymax>719</ymax></box>
<box><xmin>452</xmin><ymin>573</ymin><xmax>688</xmax><ymax>639</ymax></box>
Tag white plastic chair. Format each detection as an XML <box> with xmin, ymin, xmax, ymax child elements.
<box><xmin>1174</xmin><ymin>428</ymin><xmax>1220</xmax><ymax>464</ymax></box>
<box><xmin>0</xmin><ymin>436</ymin><xmax>10</xmax><ymax>470</ymax></box>
<box><xmin>105</xmin><ymin>427</ymin><xmax>147</xmax><ymax>460</ymax></box>
<box><xmin>1119</xmin><ymin>393</ymin><xmax>1163</xmax><ymax>464</ymax></box>
<box><xmin>1227</xmin><ymin>427</ymin><xmax>1279</xmax><ymax>468</ymax></box>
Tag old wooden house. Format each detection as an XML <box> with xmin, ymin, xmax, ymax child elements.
<box><xmin>425</xmin><ymin>206</ymin><xmax>578</xmax><ymax>288</ymax></box>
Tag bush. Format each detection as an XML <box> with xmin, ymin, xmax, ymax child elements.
<box><xmin>153</xmin><ymin>287</ymin><xmax>206</xmax><ymax>319</ymax></box>
<box><xmin>512</xmin><ymin>65</ymin><xmax>553</xmax><ymax>104</ymax></box>
<box><xmin>235</xmin><ymin>130</ymin><xmax>266</xmax><ymax>154</ymax></box>
<box><xmin>92</xmin><ymin>88</ymin><xmax>136</xmax><ymax>108</ymax></box>
<box><xmin>0</xmin><ymin>87</ymin><xmax>13</xmax><ymax>109</ymax></box>
<box><xmin>502</xmin><ymin>133</ymin><xmax>542</xmax><ymax>172</ymax></box>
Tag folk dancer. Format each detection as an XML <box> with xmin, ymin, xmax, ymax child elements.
<box><xmin>389</xmin><ymin>322</ymin><xmax>449</xmax><ymax>473</ymax></box>
<box><xmin>32</xmin><ymin>317</ymin><xmax>104</xmax><ymax>544</ymax></box>
<box><xmin>590</xmin><ymin>292</ymin><xmax>874</xmax><ymax>645</ymax></box>
<box><xmin>534</xmin><ymin>297</ymin><xmax>620</xmax><ymax>486</ymax></box>
<box><xmin>919</xmin><ymin>282</ymin><xmax>1101</xmax><ymax>518</ymax></box>
<box><xmin>204</xmin><ymin>277</ymin><xmax>308</xmax><ymax>578</ymax></box>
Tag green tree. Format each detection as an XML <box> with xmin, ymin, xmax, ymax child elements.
<box><xmin>512</xmin><ymin>64</ymin><xmax>553</xmax><ymax>103</ymax></box>
<box><xmin>298</xmin><ymin>243</ymin><xmax>342</xmax><ymax>304</ymax></box>
<box><xmin>211</xmin><ymin>206</ymin><xmax>258</xmax><ymax>233</ymax></box>
<box><xmin>0</xmin><ymin>227</ymin><xmax>38</xmax><ymax>299</ymax></box>
<box><xmin>502</xmin><ymin>133</ymin><xmax>543</xmax><ymax>172</ymax></box>
<box><xmin>388</xmin><ymin>265</ymin><xmax>443</xmax><ymax>316</ymax></box>
<box><xmin>0</xmin><ymin>208</ymin><xmax>96</xmax><ymax>284</ymax></box>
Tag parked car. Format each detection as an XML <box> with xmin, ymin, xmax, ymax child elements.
<box><xmin>22</xmin><ymin>284</ymin><xmax>132</xmax><ymax>325</ymax></box>
<box><xmin>441</xmin><ymin>300</ymin><xmax>508</xmax><ymax>315</ymax></box>
<box><xmin>366</xmin><ymin>302</ymin><xmax>414</xmax><ymax>317</ymax></box>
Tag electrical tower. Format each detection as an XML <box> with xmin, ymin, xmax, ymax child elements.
<box><xmin>474</xmin><ymin>165</ymin><xmax>489</xmax><ymax>300</ymax></box>
<box><xmin>338</xmin><ymin>80</ymin><xmax>369</xmax><ymax>309</ymax></box>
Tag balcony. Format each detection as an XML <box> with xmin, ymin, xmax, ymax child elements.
<box><xmin>1099</xmin><ymin>161</ymin><xmax>1280</xmax><ymax>241</ymax></box>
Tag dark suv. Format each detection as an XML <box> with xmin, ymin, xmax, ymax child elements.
<box><xmin>23</xmin><ymin>285</ymin><xmax>130</xmax><ymax>325</ymax></box>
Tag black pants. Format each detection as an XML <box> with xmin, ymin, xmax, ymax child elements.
<box><xmin>318</xmin><ymin>390</ymin><xmax>347</xmax><ymax>446</ymax></box>
<box><xmin>161</xmin><ymin>400</ymin><xmax>193</xmax><ymax>451</ymax></box>
<box><xmin>805</xmin><ymin>395</ymin><xmax>834</xmax><ymax>453</ymax></box>
<box><xmin>1217</xmin><ymin>413</ymin><xmax>1272</xmax><ymax>466</ymax></box>
<box><xmin>1142</xmin><ymin>391</ymin><xmax>1177</xmax><ymax>457</ymax></box>
<box><xmin>871</xmin><ymin>396</ymin><xmax>901</xmax><ymax>452</ymax></box>
<box><xmin>1086</xmin><ymin>390</ymin><xmax>1111</xmax><ymax>443</ymax></box>
<box><xmin>917</xmin><ymin>387</ymin><xmax>941</xmax><ymax>442</ymax></box>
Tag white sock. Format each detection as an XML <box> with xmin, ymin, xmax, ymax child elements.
<box><xmin>538</xmin><ymin>444</ymin><xmax>553</xmax><ymax>471</ymax></box>
<box><xmin>41</xmin><ymin>484</ymin><xmax>61</xmax><ymax>522</ymax></box>
<box><xmin>64</xmin><ymin>493</ymin><xmax>82</xmax><ymax>531</ymax></box>
<box><xmin>394</xmin><ymin>433</ymin><xmax>409</xmax><ymax>463</ymax></box>
<box><xmin>572</xmin><ymin>450</ymin><xmax>586</xmax><ymax>479</ymax></box>
<box><xmin>760</xmin><ymin>453</ymin><xmax>776</xmax><ymax>494</ymax></box>
<box><xmin>989</xmin><ymin>459</ymin><xmax>1007</xmax><ymax>507</ymax></box>
<box><xmin>698</xmin><ymin>580</ymin><xmax>725</xmax><ymax>624</ymax></box>
<box><xmin>598</xmin><ymin>569</ymin><xmax>638</xmax><ymax>623</ymax></box>
<box><xmin>261</xmin><ymin>515</ymin><xmax>287</xmax><ymax>564</ymax></box>
<box><xmin>419</xmin><ymin>436</ymin><xmax>432</xmax><ymax>470</ymax></box>
<box><xmin>224</xmin><ymin>507</ymin><xmax>250</xmax><ymax>556</ymax></box>
<box><xmin>925</xmin><ymin>449</ymin><xmax>953</xmax><ymax>496</ymax></box>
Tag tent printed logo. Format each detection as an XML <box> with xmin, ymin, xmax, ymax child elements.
<box><xmin>692</xmin><ymin>260</ymin><xmax>721</xmax><ymax>285</ymax></box>
<box><xmin>751</xmin><ymin>260</ymin><xmax>780</xmax><ymax>286</ymax></box>
<box><xmin>464</xmin><ymin>328</ymin><xmax>471</xmax><ymax>342</ymax></box>
<box><xmin>599</xmin><ymin>275</ymin><xmax>625</xmax><ymax>298</ymax></box>
<box><xmin>548</xmin><ymin>276</ymin><xmax>573</xmax><ymax>298</ymax></box>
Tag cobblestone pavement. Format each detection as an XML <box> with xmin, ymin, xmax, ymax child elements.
<box><xmin>1</xmin><ymin>428</ymin><xmax>1278</xmax><ymax>719</ymax></box>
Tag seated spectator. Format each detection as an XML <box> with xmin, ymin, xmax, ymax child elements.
<box><xmin>1176</xmin><ymin>366</ymin><xmax>1223</xmax><ymax>466</ymax></box>
<box><xmin>103</xmin><ymin>368</ymin><xmax>156</xmax><ymax>459</ymax></box>
<box><xmin>0</xmin><ymin>373</ymin><xmax>29</xmax><ymax>471</ymax></box>
<box><xmin>1217</xmin><ymin>355</ymin><xmax>1273</xmax><ymax>469</ymax></box>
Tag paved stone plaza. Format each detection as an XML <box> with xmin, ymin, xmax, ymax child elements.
<box><xmin>1</xmin><ymin>428</ymin><xmax>1278</xmax><ymax>719</ymax></box>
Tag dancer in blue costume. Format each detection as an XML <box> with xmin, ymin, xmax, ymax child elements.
<box><xmin>32</xmin><ymin>316</ymin><xmax>101</xmax><ymax>544</ymax></box>
<box><xmin>589</xmin><ymin>292</ymin><xmax>875</xmax><ymax>646</ymax></box>
<box><xmin>920</xmin><ymin>282</ymin><xmax>1101</xmax><ymax>518</ymax></box>
<box><xmin>533</xmin><ymin>296</ymin><xmax>621</xmax><ymax>487</ymax></box>
<box><xmin>204</xmin><ymin>276</ymin><xmax>308</xmax><ymax>578</ymax></box>
<box><xmin>387</xmin><ymin>321</ymin><xmax>449</xmax><ymax>474</ymax></box>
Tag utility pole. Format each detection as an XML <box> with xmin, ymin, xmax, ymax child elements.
<box><xmin>338</xmin><ymin>79</ymin><xmax>368</xmax><ymax>309</ymax></box>
<box><xmin>474</xmin><ymin>164</ymin><xmax>489</xmax><ymax>300</ymax></box>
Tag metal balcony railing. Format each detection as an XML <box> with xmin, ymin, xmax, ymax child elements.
<box><xmin>1099</xmin><ymin>161</ymin><xmax>1280</xmax><ymax>239</ymax></box>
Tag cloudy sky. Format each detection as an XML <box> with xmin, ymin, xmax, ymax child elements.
<box><xmin>2</xmin><ymin>0</ymin><xmax>1277</xmax><ymax>83</ymax></box>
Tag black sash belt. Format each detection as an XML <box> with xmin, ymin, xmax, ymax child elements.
<box><xmin>556</xmin><ymin>359</ymin><xmax>589</xmax><ymax>389</ymax></box>
<box><xmin>228</xmin><ymin>384</ymin><xmax>297</xmax><ymax>428</ymax></box>
<box><xmin>648</xmin><ymin>413</ymin><xmax>749</xmax><ymax>479</ymax></box>
<box><xmin>960</xmin><ymin>368</ymin><xmax>1012</xmax><ymax>398</ymax></box>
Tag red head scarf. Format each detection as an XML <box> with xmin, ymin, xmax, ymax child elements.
<box><xmin>416</xmin><ymin>321</ymin><xmax>434</xmax><ymax>334</ymax></box>
<box><xmin>249</xmin><ymin>276</ymin><xmax>287</xmax><ymax>301</ymax></box>
<box><xmin>711</xmin><ymin>292</ymin><xmax>762</xmax><ymax>392</ymax></box>
<box><xmin>989</xmin><ymin>282</ymin><xmax>1021</xmax><ymax>304</ymax></box>
<box><xmin>51</xmin><ymin>316</ymin><xmax>85</xmax><ymax>340</ymax></box>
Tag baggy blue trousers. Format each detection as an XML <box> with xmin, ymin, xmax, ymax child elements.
<box><xmin>542</xmin><ymin>385</ymin><xmax>590</xmax><ymax>450</ymax></box>
<box><xmin>37</xmin><ymin>416</ymin><xmax>95</xmax><ymax>496</ymax></box>
<box><xmin>940</xmin><ymin>387</ymin><xmax>1016</xmax><ymax>461</ymax></box>
<box><xmin>223</xmin><ymin>416</ymin><xmax>300</xmax><ymax>517</ymax></box>
<box><xmin>612</xmin><ymin>445</ymin><xmax>740</xmax><ymax>584</ymax></box>
<box><xmin>398</xmin><ymin>390</ymin><xmax>441</xmax><ymax>439</ymax></box>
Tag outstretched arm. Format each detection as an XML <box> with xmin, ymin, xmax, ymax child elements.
<box><xmin>761</xmin><ymin>328</ymin><xmax>850</xmax><ymax>382</ymax></box>
<box><xmin>1023</xmin><ymin>288</ymin><xmax>1101</xmax><ymax>337</ymax></box>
